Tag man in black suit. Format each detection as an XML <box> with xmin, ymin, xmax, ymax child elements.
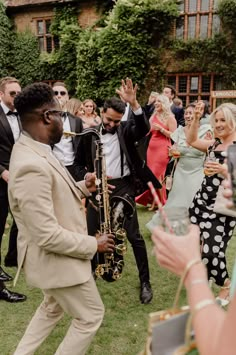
<box><xmin>0</xmin><ymin>76</ymin><xmax>26</xmax><ymax>302</ymax></box>
<box><xmin>74</xmin><ymin>79</ymin><xmax>161</xmax><ymax>304</ymax></box>
<box><xmin>163</xmin><ymin>85</ymin><xmax>185</xmax><ymax>127</ymax></box>
<box><xmin>52</xmin><ymin>82</ymin><xmax>83</xmax><ymax>179</ymax></box>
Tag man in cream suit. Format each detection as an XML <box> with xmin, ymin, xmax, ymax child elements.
<box><xmin>8</xmin><ymin>82</ymin><xmax>115</xmax><ymax>355</ymax></box>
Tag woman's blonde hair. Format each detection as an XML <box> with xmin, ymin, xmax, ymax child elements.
<box><xmin>154</xmin><ymin>94</ymin><xmax>172</xmax><ymax>120</ymax></box>
<box><xmin>82</xmin><ymin>99</ymin><xmax>97</xmax><ymax>113</ymax></box>
<box><xmin>210</xmin><ymin>103</ymin><xmax>236</xmax><ymax>132</ymax></box>
<box><xmin>65</xmin><ymin>98</ymin><xmax>82</xmax><ymax>116</ymax></box>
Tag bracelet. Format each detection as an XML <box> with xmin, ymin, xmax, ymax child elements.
<box><xmin>188</xmin><ymin>279</ymin><xmax>208</xmax><ymax>289</ymax></box>
<box><xmin>173</xmin><ymin>259</ymin><xmax>202</xmax><ymax>308</ymax></box>
<box><xmin>192</xmin><ymin>299</ymin><xmax>215</xmax><ymax>317</ymax></box>
<box><xmin>182</xmin><ymin>259</ymin><xmax>202</xmax><ymax>284</ymax></box>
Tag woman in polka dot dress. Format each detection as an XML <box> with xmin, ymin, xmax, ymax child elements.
<box><xmin>187</xmin><ymin>102</ymin><xmax>236</xmax><ymax>305</ymax></box>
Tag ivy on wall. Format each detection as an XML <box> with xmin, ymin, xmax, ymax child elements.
<box><xmin>0</xmin><ymin>0</ymin><xmax>235</xmax><ymax>100</ymax></box>
<box><xmin>76</xmin><ymin>0</ymin><xmax>180</xmax><ymax>103</ymax></box>
<box><xmin>0</xmin><ymin>1</ymin><xmax>14</xmax><ymax>77</ymax></box>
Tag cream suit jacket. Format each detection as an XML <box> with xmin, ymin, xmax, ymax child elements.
<box><xmin>8</xmin><ymin>134</ymin><xmax>97</xmax><ymax>289</ymax></box>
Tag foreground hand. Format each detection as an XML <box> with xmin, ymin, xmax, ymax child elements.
<box><xmin>85</xmin><ymin>172</ymin><xmax>96</xmax><ymax>192</ymax></box>
<box><xmin>151</xmin><ymin>224</ymin><xmax>201</xmax><ymax>277</ymax></box>
<box><xmin>97</xmin><ymin>233</ymin><xmax>115</xmax><ymax>253</ymax></box>
<box><xmin>222</xmin><ymin>176</ymin><xmax>234</xmax><ymax>208</ymax></box>
<box><xmin>1</xmin><ymin>169</ymin><xmax>9</xmax><ymax>183</ymax></box>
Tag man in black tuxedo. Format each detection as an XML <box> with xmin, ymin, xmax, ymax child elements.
<box><xmin>74</xmin><ymin>78</ymin><xmax>161</xmax><ymax>304</ymax></box>
<box><xmin>0</xmin><ymin>76</ymin><xmax>26</xmax><ymax>302</ymax></box>
<box><xmin>163</xmin><ymin>85</ymin><xmax>185</xmax><ymax>127</ymax></box>
<box><xmin>52</xmin><ymin>82</ymin><xmax>83</xmax><ymax>179</ymax></box>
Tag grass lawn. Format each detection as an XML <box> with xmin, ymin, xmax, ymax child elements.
<box><xmin>0</xmin><ymin>206</ymin><xmax>236</xmax><ymax>355</ymax></box>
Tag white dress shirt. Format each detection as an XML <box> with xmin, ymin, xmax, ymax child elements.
<box><xmin>53</xmin><ymin>114</ymin><xmax>74</xmax><ymax>166</ymax></box>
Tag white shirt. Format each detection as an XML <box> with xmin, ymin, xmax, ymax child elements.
<box><xmin>1</xmin><ymin>102</ymin><xmax>20</xmax><ymax>142</ymax></box>
<box><xmin>100</xmin><ymin>107</ymin><xmax>143</xmax><ymax>179</ymax></box>
<box><xmin>101</xmin><ymin>132</ymin><xmax>130</xmax><ymax>179</ymax></box>
<box><xmin>53</xmin><ymin>114</ymin><xmax>74</xmax><ymax>166</ymax></box>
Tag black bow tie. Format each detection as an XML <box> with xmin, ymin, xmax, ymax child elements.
<box><xmin>7</xmin><ymin>111</ymin><xmax>18</xmax><ymax>117</ymax></box>
<box><xmin>101</xmin><ymin>128</ymin><xmax>117</xmax><ymax>135</ymax></box>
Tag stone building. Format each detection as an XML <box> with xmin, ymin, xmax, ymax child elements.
<box><xmin>4</xmin><ymin>0</ymin><xmax>235</xmax><ymax>107</ymax></box>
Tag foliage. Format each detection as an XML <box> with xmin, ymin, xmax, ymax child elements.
<box><xmin>76</xmin><ymin>0</ymin><xmax>180</xmax><ymax>103</ymax></box>
<box><xmin>40</xmin><ymin>5</ymin><xmax>81</xmax><ymax>94</ymax></box>
<box><xmin>217</xmin><ymin>0</ymin><xmax>236</xmax><ymax>38</ymax></box>
<box><xmin>166</xmin><ymin>0</ymin><xmax>236</xmax><ymax>89</ymax></box>
<box><xmin>0</xmin><ymin>1</ymin><xmax>14</xmax><ymax>77</ymax></box>
<box><xmin>13</xmin><ymin>31</ymin><xmax>43</xmax><ymax>87</ymax></box>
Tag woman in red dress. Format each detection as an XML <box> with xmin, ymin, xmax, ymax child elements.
<box><xmin>136</xmin><ymin>94</ymin><xmax>177</xmax><ymax>209</ymax></box>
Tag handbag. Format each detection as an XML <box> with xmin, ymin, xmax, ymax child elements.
<box><xmin>140</xmin><ymin>273</ymin><xmax>198</xmax><ymax>355</ymax></box>
<box><xmin>213</xmin><ymin>185</ymin><xmax>236</xmax><ymax>217</ymax></box>
<box><xmin>163</xmin><ymin>159</ymin><xmax>178</xmax><ymax>191</ymax></box>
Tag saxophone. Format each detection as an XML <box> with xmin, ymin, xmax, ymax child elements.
<box><xmin>63</xmin><ymin>128</ymin><xmax>134</xmax><ymax>281</ymax></box>
<box><xmin>94</xmin><ymin>140</ymin><xmax>134</xmax><ymax>282</ymax></box>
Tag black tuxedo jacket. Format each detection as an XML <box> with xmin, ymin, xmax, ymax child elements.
<box><xmin>0</xmin><ymin>105</ymin><xmax>22</xmax><ymax>174</ymax></box>
<box><xmin>0</xmin><ymin>105</ymin><xmax>22</xmax><ymax>193</ymax></box>
<box><xmin>66</xmin><ymin>112</ymin><xmax>83</xmax><ymax>154</ymax></box>
<box><xmin>73</xmin><ymin>111</ymin><xmax>161</xmax><ymax>191</ymax></box>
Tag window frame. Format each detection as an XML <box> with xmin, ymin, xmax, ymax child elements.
<box><xmin>174</xmin><ymin>0</ymin><xmax>220</xmax><ymax>40</ymax></box>
<box><xmin>166</xmin><ymin>73</ymin><xmax>218</xmax><ymax>108</ymax></box>
<box><xmin>35</xmin><ymin>17</ymin><xmax>59</xmax><ymax>53</ymax></box>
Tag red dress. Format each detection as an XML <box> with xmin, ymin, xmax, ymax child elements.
<box><xmin>135</xmin><ymin>115</ymin><xmax>170</xmax><ymax>206</ymax></box>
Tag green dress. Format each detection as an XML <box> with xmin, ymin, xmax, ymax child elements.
<box><xmin>147</xmin><ymin>124</ymin><xmax>212</xmax><ymax>232</ymax></box>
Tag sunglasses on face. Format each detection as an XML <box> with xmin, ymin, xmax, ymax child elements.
<box><xmin>9</xmin><ymin>91</ymin><xmax>21</xmax><ymax>97</ymax></box>
<box><xmin>53</xmin><ymin>91</ymin><xmax>67</xmax><ymax>96</ymax></box>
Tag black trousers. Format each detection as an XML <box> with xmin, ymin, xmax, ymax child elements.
<box><xmin>86</xmin><ymin>176</ymin><xmax>150</xmax><ymax>284</ymax></box>
<box><xmin>0</xmin><ymin>182</ymin><xmax>18</xmax><ymax>266</ymax></box>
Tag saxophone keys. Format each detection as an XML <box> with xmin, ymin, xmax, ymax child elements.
<box><xmin>95</xmin><ymin>194</ymin><xmax>101</xmax><ymax>201</ymax></box>
<box><xmin>95</xmin><ymin>178</ymin><xmax>101</xmax><ymax>186</ymax></box>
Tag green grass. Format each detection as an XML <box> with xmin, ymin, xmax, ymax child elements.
<box><xmin>0</xmin><ymin>207</ymin><xmax>236</xmax><ymax>355</ymax></box>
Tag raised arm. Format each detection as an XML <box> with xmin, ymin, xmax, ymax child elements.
<box><xmin>186</xmin><ymin>102</ymin><xmax>214</xmax><ymax>152</ymax></box>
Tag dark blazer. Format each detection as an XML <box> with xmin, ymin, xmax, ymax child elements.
<box><xmin>67</xmin><ymin>112</ymin><xmax>83</xmax><ymax>154</ymax></box>
<box><xmin>0</xmin><ymin>105</ymin><xmax>22</xmax><ymax>194</ymax></box>
<box><xmin>73</xmin><ymin>111</ymin><xmax>161</xmax><ymax>191</ymax></box>
<box><xmin>171</xmin><ymin>104</ymin><xmax>185</xmax><ymax>127</ymax></box>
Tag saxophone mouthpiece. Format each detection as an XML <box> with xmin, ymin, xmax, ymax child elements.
<box><xmin>63</xmin><ymin>131</ymin><xmax>77</xmax><ymax>137</ymax></box>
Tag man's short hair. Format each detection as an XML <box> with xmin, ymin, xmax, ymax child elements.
<box><xmin>103</xmin><ymin>97</ymin><xmax>126</xmax><ymax>114</ymax></box>
<box><xmin>0</xmin><ymin>77</ymin><xmax>20</xmax><ymax>92</ymax></box>
<box><xmin>52</xmin><ymin>81</ymin><xmax>67</xmax><ymax>89</ymax></box>
<box><xmin>14</xmin><ymin>82</ymin><xmax>55</xmax><ymax>119</ymax></box>
<box><xmin>164</xmin><ymin>84</ymin><xmax>176</xmax><ymax>98</ymax></box>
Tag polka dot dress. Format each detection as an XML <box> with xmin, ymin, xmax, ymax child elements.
<box><xmin>189</xmin><ymin>149</ymin><xmax>236</xmax><ymax>287</ymax></box>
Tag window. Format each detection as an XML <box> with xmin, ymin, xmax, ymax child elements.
<box><xmin>174</xmin><ymin>0</ymin><xmax>220</xmax><ymax>40</ymax></box>
<box><xmin>36</xmin><ymin>18</ymin><xmax>60</xmax><ymax>53</ymax></box>
<box><xmin>166</xmin><ymin>73</ymin><xmax>222</xmax><ymax>108</ymax></box>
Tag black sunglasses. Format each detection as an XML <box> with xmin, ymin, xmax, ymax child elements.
<box><xmin>53</xmin><ymin>91</ymin><xmax>67</xmax><ymax>96</ymax></box>
<box><xmin>9</xmin><ymin>91</ymin><xmax>21</xmax><ymax>97</ymax></box>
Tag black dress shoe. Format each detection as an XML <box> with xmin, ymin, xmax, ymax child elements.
<box><xmin>0</xmin><ymin>266</ymin><xmax>13</xmax><ymax>282</ymax></box>
<box><xmin>140</xmin><ymin>282</ymin><xmax>153</xmax><ymax>304</ymax></box>
<box><xmin>0</xmin><ymin>287</ymin><xmax>27</xmax><ymax>303</ymax></box>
